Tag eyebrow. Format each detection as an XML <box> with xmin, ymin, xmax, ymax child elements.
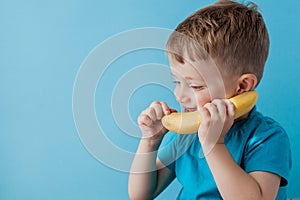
<box><xmin>171</xmin><ymin>73</ymin><xmax>201</xmax><ymax>81</ymax></box>
<box><xmin>184</xmin><ymin>76</ymin><xmax>194</xmax><ymax>80</ymax></box>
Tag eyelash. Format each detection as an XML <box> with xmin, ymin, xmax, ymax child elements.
<box><xmin>190</xmin><ymin>85</ymin><xmax>205</xmax><ymax>90</ymax></box>
<box><xmin>173</xmin><ymin>81</ymin><xmax>204</xmax><ymax>90</ymax></box>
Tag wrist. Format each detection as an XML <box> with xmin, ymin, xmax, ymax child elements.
<box><xmin>201</xmin><ymin>142</ymin><xmax>225</xmax><ymax>157</ymax></box>
<box><xmin>199</xmin><ymin>135</ymin><xmax>224</xmax><ymax>147</ymax></box>
<box><xmin>139</xmin><ymin>136</ymin><xmax>164</xmax><ymax>152</ymax></box>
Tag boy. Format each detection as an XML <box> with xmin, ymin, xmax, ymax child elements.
<box><xmin>128</xmin><ymin>0</ymin><xmax>291</xmax><ymax>199</ymax></box>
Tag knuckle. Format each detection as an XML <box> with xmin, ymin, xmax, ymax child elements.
<box><xmin>212</xmin><ymin>99</ymin><xmax>220</xmax><ymax>103</ymax></box>
<box><xmin>227</xmin><ymin>99</ymin><xmax>235</xmax><ymax>108</ymax></box>
<box><xmin>150</xmin><ymin>101</ymin><xmax>160</xmax><ymax>107</ymax></box>
<box><xmin>144</xmin><ymin>107</ymin><xmax>152</xmax><ymax>114</ymax></box>
<box><xmin>138</xmin><ymin>114</ymin><xmax>146</xmax><ymax>121</ymax></box>
<box><xmin>204</xmin><ymin>103</ymin><xmax>212</xmax><ymax>109</ymax></box>
<box><xmin>139</xmin><ymin>110</ymin><xmax>146</xmax><ymax>117</ymax></box>
<box><xmin>214</xmin><ymin>99</ymin><xmax>225</xmax><ymax>106</ymax></box>
<box><xmin>149</xmin><ymin>107</ymin><xmax>156</xmax><ymax>114</ymax></box>
<box><xmin>161</xmin><ymin>101</ymin><xmax>169</xmax><ymax>108</ymax></box>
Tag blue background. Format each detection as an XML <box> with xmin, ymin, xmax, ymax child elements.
<box><xmin>1</xmin><ymin>0</ymin><xmax>299</xmax><ymax>199</ymax></box>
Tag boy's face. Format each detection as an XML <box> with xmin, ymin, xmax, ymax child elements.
<box><xmin>169</xmin><ymin>56</ymin><xmax>237</xmax><ymax>112</ymax></box>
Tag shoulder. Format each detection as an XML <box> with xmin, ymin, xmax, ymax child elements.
<box><xmin>237</xmin><ymin>107</ymin><xmax>288</xmax><ymax>140</ymax></box>
<box><xmin>241</xmin><ymin>108</ymin><xmax>292</xmax><ymax>186</ymax></box>
<box><xmin>246</xmin><ymin>108</ymin><xmax>288</xmax><ymax>140</ymax></box>
<box><xmin>233</xmin><ymin>107</ymin><xmax>291</xmax><ymax>164</ymax></box>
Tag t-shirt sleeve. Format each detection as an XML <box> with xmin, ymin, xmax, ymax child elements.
<box><xmin>244</xmin><ymin>123</ymin><xmax>292</xmax><ymax>186</ymax></box>
<box><xmin>157</xmin><ymin>132</ymin><xmax>178</xmax><ymax>171</ymax></box>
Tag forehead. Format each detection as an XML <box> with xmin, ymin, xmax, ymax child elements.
<box><xmin>169</xmin><ymin>56</ymin><xmax>209</xmax><ymax>81</ymax></box>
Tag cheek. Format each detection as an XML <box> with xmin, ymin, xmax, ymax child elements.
<box><xmin>194</xmin><ymin>91</ymin><xmax>212</xmax><ymax>107</ymax></box>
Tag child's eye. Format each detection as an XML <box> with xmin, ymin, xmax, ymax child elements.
<box><xmin>190</xmin><ymin>85</ymin><xmax>205</xmax><ymax>90</ymax></box>
<box><xmin>173</xmin><ymin>80</ymin><xmax>181</xmax><ymax>85</ymax></box>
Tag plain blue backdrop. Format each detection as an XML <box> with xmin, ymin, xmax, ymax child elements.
<box><xmin>1</xmin><ymin>0</ymin><xmax>300</xmax><ymax>199</ymax></box>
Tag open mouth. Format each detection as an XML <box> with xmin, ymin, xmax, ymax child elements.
<box><xmin>184</xmin><ymin>108</ymin><xmax>197</xmax><ymax>112</ymax></box>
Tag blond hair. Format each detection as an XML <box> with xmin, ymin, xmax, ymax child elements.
<box><xmin>166</xmin><ymin>0</ymin><xmax>269</xmax><ymax>84</ymax></box>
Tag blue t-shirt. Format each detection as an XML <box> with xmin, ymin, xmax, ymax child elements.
<box><xmin>158</xmin><ymin>107</ymin><xmax>292</xmax><ymax>199</ymax></box>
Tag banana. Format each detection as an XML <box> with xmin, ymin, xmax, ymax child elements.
<box><xmin>161</xmin><ymin>90</ymin><xmax>258</xmax><ymax>134</ymax></box>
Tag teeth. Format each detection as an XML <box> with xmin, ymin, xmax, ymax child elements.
<box><xmin>184</xmin><ymin>108</ymin><xmax>195</xmax><ymax>112</ymax></box>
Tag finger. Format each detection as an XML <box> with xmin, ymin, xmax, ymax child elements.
<box><xmin>197</xmin><ymin>107</ymin><xmax>211</xmax><ymax>133</ymax></box>
<box><xmin>224</xmin><ymin>99</ymin><xmax>236</xmax><ymax>118</ymax></box>
<box><xmin>150</xmin><ymin>100</ymin><xmax>160</xmax><ymax>107</ymax></box>
<box><xmin>138</xmin><ymin>113</ymin><xmax>152</xmax><ymax>126</ymax></box>
<box><xmin>161</xmin><ymin>102</ymin><xmax>178</xmax><ymax>115</ymax></box>
<box><xmin>145</xmin><ymin>107</ymin><xmax>157</xmax><ymax>122</ymax></box>
<box><xmin>212</xmin><ymin>99</ymin><xmax>227</xmax><ymax>120</ymax></box>
<box><xmin>161</xmin><ymin>101</ymin><xmax>171</xmax><ymax>115</ymax></box>
<box><xmin>139</xmin><ymin>107</ymin><xmax>157</xmax><ymax>123</ymax></box>
<box><xmin>151</xmin><ymin>102</ymin><xmax>163</xmax><ymax>120</ymax></box>
<box><xmin>203</xmin><ymin>103</ymin><xmax>218</xmax><ymax>121</ymax></box>
<box><xmin>198</xmin><ymin>106</ymin><xmax>210</xmax><ymax>123</ymax></box>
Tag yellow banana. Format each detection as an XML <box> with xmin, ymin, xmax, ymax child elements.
<box><xmin>161</xmin><ymin>90</ymin><xmax>258</xmax><ymax>134</ymax></box>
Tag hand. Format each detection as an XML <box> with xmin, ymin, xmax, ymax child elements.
<box><xmin>197</xmin><ymin>99</ymin><xmax>235</xmax><ymax>154</ymax></box>
<box><xmin>138</xmin><ymin>101</ymin><xmax>177</xmax><ymax>147</ymax></box>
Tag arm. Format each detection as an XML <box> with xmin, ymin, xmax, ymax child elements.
<box><xmin>205</xmin><ymin>144</ymin><xmax>280</xmax><ymax>199</ymax></box>
<box><xmin>198</xmin><ymin>99</ymin><xmax>280</xmax><ymax>199</ymax></box>
<box><xmin>128</xmin><ymin>101</ymin><xmax>176</xmax><ymax>199</ymax></box>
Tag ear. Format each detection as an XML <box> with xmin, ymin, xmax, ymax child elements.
<box><xmin>236</xmin><ymin>73</ymin><xmax>258</xmax><ymax>94</ymax></box>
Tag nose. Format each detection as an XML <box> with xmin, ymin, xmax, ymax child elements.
<box><xmin>174</xmin><ymin>86</ymin><xmax>190</xmax><ymax>104</ymax></box>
